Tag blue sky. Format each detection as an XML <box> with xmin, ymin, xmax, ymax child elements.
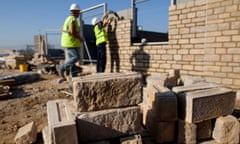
<box><xmin>0</xmin><ymin>0</ymin><xmax>170</xmax><ymax>50</ymax></box>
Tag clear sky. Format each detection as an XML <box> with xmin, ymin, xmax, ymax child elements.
<box><xmin>0</xmin><ymin>0</ymin><xmax>170</xmax><ymax>50</ymax></box>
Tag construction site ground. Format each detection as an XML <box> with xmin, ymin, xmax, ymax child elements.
<box><xmin>1</xmin><ymin>69</ymin><xmax>240</xmax><ymax>144</ymax></box>
<box><xmin>0</xmin><ymin>69</ymin><xmax>71</xmax><ymax>144</ymax></box>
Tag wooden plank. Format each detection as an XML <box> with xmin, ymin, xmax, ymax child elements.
<box><xmin>0</xmin><ymin>79</ymin><xmax>16</xmax><ymax>86</ymax></box>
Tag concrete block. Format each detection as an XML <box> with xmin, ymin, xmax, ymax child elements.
<box><xmin>47</xmin><ymin>99</ymin><xmax>78</xmax><ymax>144</ymax></box>
<box><xmin>177</xmin><ymin>120</ymin><xmax>197</xmax><ymax>144</ymax></box>
<box><xmin>77</xmin><ymin>106</ymin><xmax>141</xmax><ymax>142</ymax></box>
<box><xmin>172</xmin><ymin>82</ymin><xmax>220</xmax><ymax>94</ymax></box>
<box><xmin>212</xmin><ymin>115</ymin><xmax>240</xmax><ymax>144</ymax></box>
<box><xmin>120</xmin><ymin>134</ymin><xmax>142</xmax><ymax>144</ymax></box>
<box><xmin>178</xmin><ymin>87</ymin><xmax>236</xmax><ymax>123</ymax></box>
<box><xmin>73</xmin><ymin>72</ymin><xmax>143</xmax><ymax>112</ymax></box>
<box><xmin>148</xmin><ymin>85</ymin><xmax>178</xmax><ymax>121</ymax></box>
<box><xmin>14</xmin><ymin>121</ymin><xmax>37</xmax><ymax>144</ymax></box>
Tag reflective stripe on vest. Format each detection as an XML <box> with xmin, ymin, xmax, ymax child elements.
<box><xmin>94</xmin><ymin>24</ymin><xmax>108</xmax><ymax>46</ymax></box>
<box><xmin>61</xmin><ymin>16</ymin><xmax>80</xmax><ymax>48</ymax></box>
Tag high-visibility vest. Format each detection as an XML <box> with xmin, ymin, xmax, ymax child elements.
<box><xmin>61</xmin><ymin>16</ymin><xmax>80</xmax><ymax>48</ymax></box>
<box><xmin>94</xmin><ymin>24</ymin><xmax>108</xmax><ymax>46</ymax></box>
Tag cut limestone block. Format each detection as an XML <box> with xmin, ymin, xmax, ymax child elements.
<box><xmin>14</xmin><ymin>121</ymin><xmax>37</xmax><ymax>144</ymax></box>
<box><xmin>73</xmin><ymin>72</ymin><xmax>142</xmax><ymax>112</ymax></box>
<box><xmin>77</xmin><ymin>106</ymin><xmax>141</xmax><ymax>142</ymax></box>
<box><xmin>146</xmin><ymin>73</ymin><xmax>168</xmax><ymax>87</ymax></box>
<box><xmin>177</xmin><ymin>120</ymin><xmax>197</xmax><ymax>144</ymax></box>
<box><xmin>178</xmin><ymin>87</ymin><xmax>236</xmax><ymax>123</ymax></box>
<box><xmin>146</xmin><ymin>110</ymin><xmax>176</xmax><ymax>144</ymax></box>
<box><xmin>148</xmin><ymin>85</ymin><xmax>177</xmax><ymax>121</ymax></box>
<box><xmin>172</xmin><ymin>82</ymin><xmax>220</xmax><ymax>94</ymax></box>
<box><xmin>42</xmin><ymin>126</ymin><xmax>51</xmax><ymax>144</ymax></box>
<box><xmin>120</xmin><ymin>134</ymin><xmax>142</xmax><ymax>144</ymax></box>
<box><xmin>180</xmin><ymin>75</ymin><xmax>205</xmax><ymax>86</ymax></box>
<box><xmin>47</xmin><ymin>99</ymin><xmax>78</xmax><ymax>144</ymax></box>
<box><xmin>153</xmin><ymin>121</ymin><xmax>176</xmax><ymax>143</ymax></box>
<box><xmin>212</xmin><ymin>115</ymin><xmax>240</xmax><ymax>144</ymax></box>
<box><xmin>197</xmin><ymin>120</ymin><xmax>212</xmax><ymax>141</ymax></box>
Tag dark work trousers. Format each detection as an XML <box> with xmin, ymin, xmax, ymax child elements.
<box><xmin>96</xmin><ymin>42</ymin><xmax>106</xmax><ymax>73</ymax></box>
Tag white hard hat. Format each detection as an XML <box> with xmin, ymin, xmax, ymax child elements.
<box><xmin>92</xmin><ymin>17</ymin><xmax>99</xmax><ymax>25</ymax></box>
<box><xmin>69</xmin><ymin>3</ymin><xmax>80</xmax><ymax>11</ymax></box>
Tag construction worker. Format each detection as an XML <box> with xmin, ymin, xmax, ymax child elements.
<box><xmin>92</xmin><ymin>14</ymin><xmax>109</xmax><ymax>73</ymax></box>
<box><xmin>58</xmin><ymin>3</ymin><xmax>83</xmax><ymax>83</ymax></box>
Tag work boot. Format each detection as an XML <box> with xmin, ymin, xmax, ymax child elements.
<box><xmin>56</xmin><ymin>65</ymin><xmax>64</xmax><ymax>78</ymax></box>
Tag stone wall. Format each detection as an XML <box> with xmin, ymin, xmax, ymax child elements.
<box><xmin>105</xmin><ymin>0</ymin><xmax>240</xmax><ymax>89</ymax></box>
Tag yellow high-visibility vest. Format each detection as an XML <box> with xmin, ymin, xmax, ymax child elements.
<box><xmin>61</xmin><ymin>16</ymin><xmax>80</xmax><ymax>48</ymax></box>
<box><xmin>94</xmin><ymin>24</ymin><xmax>108</xmax><ymax>46</ymax></box>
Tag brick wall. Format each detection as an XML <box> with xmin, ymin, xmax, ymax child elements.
<box><xmin>106</xmin><ymin>0</ymin><xmax>240</xmax><ymax>89</ymax></box>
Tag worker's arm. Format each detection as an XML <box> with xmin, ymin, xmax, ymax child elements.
<box><xmin>69</xmin><ymin>21</ymin><xmax>83</xmax><ymax>42</ymax></box>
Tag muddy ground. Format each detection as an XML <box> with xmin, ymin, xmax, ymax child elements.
<box><xmin>0</xmin><ymin>70</ymin><xmax>71</xmax><ymax>144</ymax></box>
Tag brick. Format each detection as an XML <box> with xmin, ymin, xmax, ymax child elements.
<box><xmin>77</xmin><ymin>106</ymin><xmax>141</xmax><ymax>142</ymax></box>
<box><xmin>178</xmin><ymin>87</ymin><xmax>236</xmax><ymax>123</ymax></box>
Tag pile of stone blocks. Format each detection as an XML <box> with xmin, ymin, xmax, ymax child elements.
<box><xmin>142</xmin><ymin>71</ymin><xmax>239</xmax><ymax>143</ymax></box>
<box><xmin>44</xmin><ymin>72</ymin><xmax>144</xmax><ymax>144</ymax></box>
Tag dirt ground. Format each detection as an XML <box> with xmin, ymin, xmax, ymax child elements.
<box><xmin>1</xmin><ymin>69</ymin><xmax>240</xmax><ymax>144</ymax></box>
<box><xmin>0</xmin><ymin>69</ymin><xmax>71</xmax><ymax>144</ymax></box>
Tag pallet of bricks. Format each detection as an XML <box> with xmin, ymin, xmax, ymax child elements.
<box><xmin>141</xmin><ymin>70</ymin><xmax>239</xmax><ymax>144</ymax></box>
<box><xmin>44</xmin><ymin>72</ymin><xmax>145</xmax><ymax>144</ymax></box>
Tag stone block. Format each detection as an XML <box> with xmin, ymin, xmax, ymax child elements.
<box><xmin>177</xmin><ymin>120</ymin><xmax>197</xmax><ymax>144</ymax></box>
<box><xmin>197</xmin><ymin>120</ymin><xmax>212</xmax><ymax>141</ymax></box>
<box><xmin>148</xmin><ymin>85</ymin><xmax>178</xmax><ymax>121</ymax></box>
<box><xmin>154</xmin><ymin>121</ymin><xmax>176</xmax><ymax>143</ymax></box>
<box><xmin>178</xmin><ymin>87</ymin><xmax>236</xmax><ymax>123</ymax></box>
<box><xmin>172</xmin><ymin>82</ymin><xmax>220</xmax><ymax>94</ymax></box>
<box><xmin>181</xmin><ymin>75</ymin><xmax>205</xmax><ymax>86</ymax></box>
<box><xmin>77</xmin><ymin>106</ymin><xmax>141</xmax><ymax>142</ymax></box>
<box><xmin>212</xmin><ymin>115</ymin><xmax>239</xmax><ymax>144</ymax></box>
<box><xmin>73</xmin><ymin>72</ymin><xmax>143</xmax><ymax>112</ymax></box>
<box><xmin>14</xmin><ymin>121</ymin><xmax>37</xmax><ymax>144</ymax></box>
<box><xmin>47</xmin><ymin>99</ymin><xmax>78</xmax><ymax>144</ymax></box>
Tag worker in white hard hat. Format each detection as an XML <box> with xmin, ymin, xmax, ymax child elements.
<box><xmin>58</xmin><ymin>3</ymin><xmax>83</xmax><ymax>83</ymax></box>
<box><xmin>92</xmin><ymin>13</ymin><xmax>110</xmax><ymax>73</ymax></box>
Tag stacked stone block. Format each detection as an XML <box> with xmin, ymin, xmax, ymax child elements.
<box><xmin>45</xmin><ymin>72</ymin><xmax>143</xmax><ymax>143</ymax></box>
<box><xmin>142</xmin><ymin>72</ymin><xmax>179</xmax><ymax>143</ymax></box>
<box><xmin>72</xmin><ymin>72</ymin><xmax>143</xmax><ymax>142</ymax></box>
<box><xmin>141</xmin><ymin>71</ymin><xmax>238</xmax><ymax>143</ymax></box>
<box><xmin>173</xmin><ymin>81</ymin><xmax>237</xmax><ymax>143</ymax></box>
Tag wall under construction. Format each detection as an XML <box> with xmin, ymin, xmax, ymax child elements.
<box><xmin>105</xmin><ymin>0</ymin><xmax>240</xmax><ymax>89</ymax></box>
